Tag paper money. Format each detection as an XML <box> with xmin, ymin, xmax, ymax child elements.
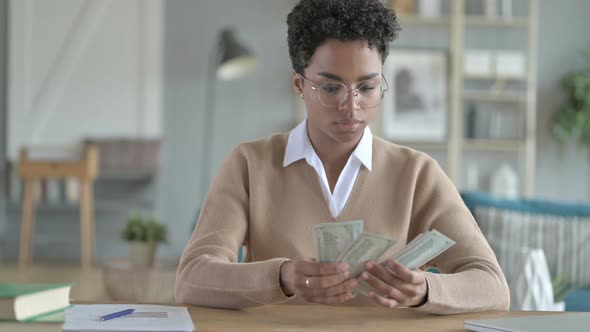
<box><xmin>390</xmin><ymin>232</ymin><xmax>428</xmax><ymax>261</ymax></box>
<box><xmin>356</xmin><ymin>230</ymin><xmax>455</xmax><ymax>296</ymax></box>
<box><xmin>394</xmin><ymin>230</ymin><xmax>455</xmax><ymax>270</ymax></box>
<box><xmin>336</xmin><ymin>232</ymin><xmax>396</xmax><ymax>278</ymax></box>
<box><xmin>314</xmin><ymin>220</ymin><xmax>363</xmax><ymax>262</ymax></box>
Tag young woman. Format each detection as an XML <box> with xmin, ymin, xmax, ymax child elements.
<box><xmin>176</xmin><ymin>0</ymin><xmax>509</xmax><ymax>314</ymax></box>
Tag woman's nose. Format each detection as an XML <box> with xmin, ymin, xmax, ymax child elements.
<box><xmin>339</xmin><ymin>89</ymin><xmax>361</xmax><ymax>112</ymax></box>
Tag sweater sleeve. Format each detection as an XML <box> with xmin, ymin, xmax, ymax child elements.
<box><xmin>175</xmin><ymin>145</ymin><xmax>293</xmax><ymax>309</ymax></box>
<box><xmin>409</xmin><ymin>156</ymin><xmax>510</xmax><ymax>314</ymax></box>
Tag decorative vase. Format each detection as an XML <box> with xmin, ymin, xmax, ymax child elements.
<box><xmin>129</xmin><ymin>241</ymin><xmax>157</xmax><ymax>267</ymax></box>
<box><xmin>511</xmin><ymin>248</ymin><xmax>556</xmax><ymax>311</ymax></box>
<box><xmin>490</xmin><ymin>163</ymin><xmax>518</xmax><ymax>199</ymax></box>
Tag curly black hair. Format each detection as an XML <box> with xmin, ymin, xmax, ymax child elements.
<box><xmin>287</xmin><ymin>0</ymin><xmax>401</xmax><ymax>75</ymax></box>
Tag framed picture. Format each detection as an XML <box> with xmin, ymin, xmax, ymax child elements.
<box><xmin>382</xmin><ymin>49</ymin><xmax>448</xmax><ymax>142</ymax></box>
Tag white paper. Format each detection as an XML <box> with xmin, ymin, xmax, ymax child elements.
<box><xmin>63</xmin><ymin>304</ymin><xmax>194</xmax><ymax>332</ymax></box>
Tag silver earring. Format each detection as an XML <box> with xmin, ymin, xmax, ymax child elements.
<box><xmin>299</xmin><ymin>93</ymin><xmax>304</xmax><ymax>99</ymax></box>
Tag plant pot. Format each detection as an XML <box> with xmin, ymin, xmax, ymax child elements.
<box><xmin>129</xmin><ymin>241</ymin><xmax>158</xmax><ymax>267</ymax></box>
<box><xmin>550</xmin><ymin>301</ymin><xmax>566</xmax><ymax>312</ymax></box>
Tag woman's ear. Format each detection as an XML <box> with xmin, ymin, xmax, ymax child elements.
<box><xmin>293</xmin><ymin>70</ymin><xmax>304</xmax><ymax>96</ymax></box>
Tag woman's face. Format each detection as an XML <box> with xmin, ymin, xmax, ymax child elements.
<box><xmin>294</xmin><ymin>39</ymin><xmax>383</xmax><ymax>146</ymax></box>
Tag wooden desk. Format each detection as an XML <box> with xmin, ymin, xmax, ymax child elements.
<box><xmin>0</xmin><ymin>304</ymin><xmax>558</xmax><ymax>332</ymax></box>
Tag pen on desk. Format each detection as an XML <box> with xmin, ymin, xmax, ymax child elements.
<box><xmin>99</xmin><ymin>308</ymin><xmax>135</xmax><ymax>321</ymax></box>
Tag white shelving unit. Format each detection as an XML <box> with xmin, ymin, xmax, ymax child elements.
<box><xmin>397</xmin><ymin>14</ymin><xmax>450</xmax><ymax>25</ymax></box>
<box><xmin>464</xmin><ymin>16</ymin><xmax>529</xmax><ymax>27</ymax></box>
<box><xmin>380</xmin><ymin>0</ymin><xmax>538</xmax><ymax>197</ymax></box>
<box><xmin>463</xmin><ymin>90</ymin><xmax>527</xmax><ymax>103</ymax></box>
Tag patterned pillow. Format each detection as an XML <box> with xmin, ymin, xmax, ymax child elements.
<box><xmin>475</xmin><ymin>206</ymin><xmax>590</xmax><ymax>288</ymax></box>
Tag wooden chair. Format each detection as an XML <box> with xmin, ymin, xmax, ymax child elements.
<box><xmin>18</xmin><ymin>145</ymin><xmax>99</xmax><ymax>268</ymax></box>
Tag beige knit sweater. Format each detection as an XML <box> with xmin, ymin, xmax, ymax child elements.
<box><xmin>176</xmin><ymin>133</ymin><xmax>510</xmax><ymax>314</ymax></box>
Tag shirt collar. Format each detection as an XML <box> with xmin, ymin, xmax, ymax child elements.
<box><xmin>283</xmin><ymin>119</ymin><xmax>308</xmax><ymax>167</ymax></box>
<box><xmin>283</xmin><ymin>119</ymin><xmax>373</xmax><ymax>171</ymax></box>
<box><xmin>353</xmin><ymin>125</ymin><xmax>373</xmax><ymax>171</ymax></box>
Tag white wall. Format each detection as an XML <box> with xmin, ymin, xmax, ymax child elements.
<box><xmin>159</xmin><ymin>0</ymin><xmax>296</xmax><ymax>255</ymax></box>
<box><xmin>7</xmin><ymin>0</ymin><xmax>162</xmax><ymax>160</ymax></box>
<box><xmin>534</xmin><ymin>0</ymin><xmax>590</xmax><ymax>200</ymax></box>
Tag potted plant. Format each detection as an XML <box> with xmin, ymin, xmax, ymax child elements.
<box><xmin>551</xmin><ymin>49</ymin><xmax>590</xmax><ymax>150</ymax></box>
<box><xmin>121</xmin><ymin>213</ymin><xmax>167</xmax><ymax>267</ymax></box>
<box><xmin>552</xmin><ymin>275</ymin><xmax>573</xmax><ymax>311</ymax></box>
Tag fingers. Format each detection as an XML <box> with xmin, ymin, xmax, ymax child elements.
<box><xmin>385</xmin><ymin>260</ymin><xmax>424</xmax><ymax>285</ymax></box>
<box><xmin>301</xmin><ymin>270</ymin><xmax>351</xmax><ymax>290</ymax></box>
<box><xmin>368</xmin><ymin>290</ymin><xmax>399</xmax><ymax>309</ymax></box>
<box><xmin>282</xmin><ymin>259</ymin><xmax>356</xmax><ymax>305</ymax></box>
<box><xmin>298</xmin><ymin>259</ymin><xmax>348</xmax><ymax>276</ymax></box>
<box><xmin>364</xmin><ymin>262</ymin><xmax>420</xmax><ymax>297</ymax></box>
<box><xmin>320</xmin><ymin>278</ymin><xmax>358</xmax><ymax>297</ymax></box>
<box><xmin>360</xmin><ymin>261</ymin><xmax>427</xmax><ymax>307</ymax></box>
<box><xmin>302</xmin><ymin>275</ymin><xmax>358</xmax><ymax>298</ymax></box>
<box><xmin>360</xmin><ymin>270</ymin><xmax>408</xmax><ymax>303</ymax></box>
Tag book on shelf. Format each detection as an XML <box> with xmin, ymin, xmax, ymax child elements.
<box><xmin>6</xmin><ymin>174</ymin><xmax>81</xmax><ymax>206</ymax></box>
<box><xmin>46</xmin><ymin>178</ymin><xmax>62</xmax><ymax>204</ymax></box>
<box><xmin>65</xmin><ymin>177</ymin><xmax>80</xmax><ymax>204</ymax></box>
<box><xmin>35</xmin><ymin>181</ymin><xmax>42</xmax><ymax>203</ymax></box>
<box><xmin>0</xmin><ymin>283</ymin><xmax>71</xmax><ymax>322</ymax></box>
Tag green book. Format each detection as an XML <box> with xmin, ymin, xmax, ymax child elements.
<box><xmin>0</xmin><ymin>283</ymin><xmax>71</xmax><ymax>322</ymax></box>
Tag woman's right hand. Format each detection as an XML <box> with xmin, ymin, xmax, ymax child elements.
<box><xmin>279</xmin><ymin>259</ymin><xmax>358</xmax><ymax>304</ymax></box>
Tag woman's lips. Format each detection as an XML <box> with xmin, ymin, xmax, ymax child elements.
<box><xmin>334</xmin><ymin>119</ymin><xmax>363</xmax><ymax>132</ymax></box>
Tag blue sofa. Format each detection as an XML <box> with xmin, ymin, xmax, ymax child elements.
<box><xmin>461</xmin><ymin>191</ymin><xmax>590</xmax><ymax>312</ymax></box>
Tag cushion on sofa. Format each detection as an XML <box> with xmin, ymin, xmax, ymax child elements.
<box><xmin>461</xmin><ymin>192</ymin><xmax>590</xmax><ymax>290</ymax></box>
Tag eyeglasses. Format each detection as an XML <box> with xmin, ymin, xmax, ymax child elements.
<box><xmin>300</xmin><ymin>73</ymin><xmax>389</xmax><ymax>108</ymax></box>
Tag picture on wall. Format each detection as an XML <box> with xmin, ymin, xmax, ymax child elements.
<box><xmin>381</xmin><ymin>49</ymin><xmax>448</xmax><ymax>142</ymax></box>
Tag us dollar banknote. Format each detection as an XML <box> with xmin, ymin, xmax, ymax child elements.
<box><xmin>356</xmin><ymin>230</ymin><xmax>455</xmax><ymax>296</ymax></box>
<box><xmin>336</xmin><ymin>232</ymin><xmax>396</xmax><ymax>278</ymax></box>
<box><xmin>314</xmin><ymin>220</ymin><xmax>363</xmax><ymax>262</ymax></box>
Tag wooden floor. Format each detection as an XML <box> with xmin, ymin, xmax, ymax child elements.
<box><xmin>0</xmin><ymin>260</ymin><xmax>178</xmax><ymax>302</ymax></box>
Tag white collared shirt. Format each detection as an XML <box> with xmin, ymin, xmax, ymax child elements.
<box><xmin>283</xmin><ymin>119</ymin><xmax>373</xmax><ymax>218</ymax></box>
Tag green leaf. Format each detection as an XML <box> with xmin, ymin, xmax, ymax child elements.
<box><xmin>552</xmin><ymin>276</ymin><xmax>574</xmax><ymax>302</ymax></box>
<box><xmin>121</xmin><ymin>212</ymin><xmax>167</xmax><ymax>243</ymax></box>
<box><xmin>551</xmin><ymin>48</ymin><xmax>590</xmax><ymax>153</ymax></box>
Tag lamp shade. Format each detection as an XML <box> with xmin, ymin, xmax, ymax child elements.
<box><xmin>216</xmin><ymin>29</ymin><xmax>257</xmax><ymax>81</ymax></box>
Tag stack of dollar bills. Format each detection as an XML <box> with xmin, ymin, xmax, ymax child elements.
<box><xmin>314</xmin><ymin>220</ymin><xmax>455</xmax><ymax>296</ymax></box>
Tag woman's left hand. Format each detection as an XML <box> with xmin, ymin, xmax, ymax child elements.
<box><xmin>360</xmin><ymin>260</ymin><xmax>428</xmax><ymax>308</ymax></box>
